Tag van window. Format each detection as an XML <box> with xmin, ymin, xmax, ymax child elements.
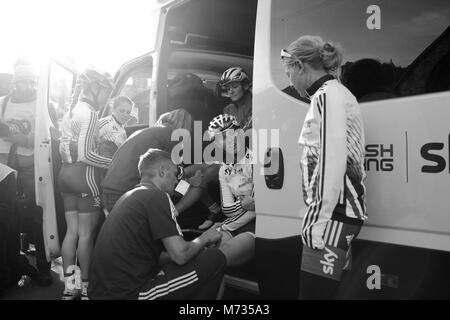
<box><xmin>271</xmin><ymin>0</ymin><xmax>450</xmax><ymax>102</ymax></box>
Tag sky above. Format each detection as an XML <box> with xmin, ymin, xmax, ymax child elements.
<box><xmin>0</xmin><ymin>0</ymin><xmax>160</xmax><ymax>74</ymax></box>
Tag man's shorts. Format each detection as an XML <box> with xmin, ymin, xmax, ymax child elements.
<box><xmin>301</xmin><ymin>214</ymin><xmax>363</xmax><ymax>281</ymax></box>
<box><xmin>137</xmin><ymin>247</ymin><xmax>226</xmax><ymax>300</ymax></box>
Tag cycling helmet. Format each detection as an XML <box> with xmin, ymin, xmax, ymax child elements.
<box><xmin>77</xmin><ymin>68</ymin><xmax>114</xmax><ymax>90</ymax></box>
<box><xmin>216</xmin><ymin>67</ymin><xmax>250</xmax><ymax>97</ymax></box>
<box><xmin>208</xmin><ymin>114</ymin><xmax>240</xmax><ymax>137</ymax></box>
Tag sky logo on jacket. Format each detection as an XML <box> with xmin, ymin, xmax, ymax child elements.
<box><xmin>320</xmin><ymin>247</ymin><xmax>338</xmax><ymax>275</ymax></box>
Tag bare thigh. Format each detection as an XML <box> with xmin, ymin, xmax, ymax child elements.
<box><xmin>218</xmin><ymin>231</ymin><xmax>255</xmax><ymax>267</ymax></box>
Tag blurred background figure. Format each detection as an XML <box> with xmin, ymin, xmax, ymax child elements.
<box><xmin>0</xmin><ymin>60</ymin><xmax>53</xmax><ymax>287</ymax></box>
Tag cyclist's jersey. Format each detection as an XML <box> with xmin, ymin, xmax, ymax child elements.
<box><xmin>223</xmin><ymin>91</ymin><xmax>252</xmax><ymax>130</ymax></box>
<box><xmin>98</xmin><ymin>115</ymin><xmax>127</xmax><ymax>149</ymax></box>
<box><xmin>298</xmin><ymin>75</ymin><xmax>367</xmax><ymax>249</ymax></box>
<box><xmin>219</xmin><ymin>150</ymin><xmax>254</xmax><ymax>233</ymax></box>
<box><xmin>59</xmin><ymin>99</ymin><xmax>111</xmax><ymax>168</ymax></box>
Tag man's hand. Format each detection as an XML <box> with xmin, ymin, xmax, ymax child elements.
<box><xmin>187</xmin><ymin>170</ymin><xmax>203</xmax><ymax>188</ymax></box>
<box><xmin>200</xmin><ymin>226</ymin><xmax>222</xmax><ymax>247</ymax></box>
<box><xmin>5</xmin><ymin>133</ymin><xmax>28</xmax><ymax>147</ymax></box>
<box><xmin>241</xmin><ymin>196</ymin><xmax>255</xmax><ymax>211</ymax></box>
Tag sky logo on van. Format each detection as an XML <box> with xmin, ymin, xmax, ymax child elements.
<box><xmin>320</xmin><ymin>247</ymin><xmax>338</xmax><ymax>275</ymax></box>
<box><xmin>420</xmin><ymin>134</ymin><xmax>450</xmax><ymax>174</ymax></box>
<box><xmin>365</xmin><ymin>144</ymin><xmax>394</xmax><ymax>172</ymax></box>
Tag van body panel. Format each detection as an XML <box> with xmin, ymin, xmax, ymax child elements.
<box><xmin>253</xmin><ymin>0</ymin><xmax>450</xmax><ymax>252</ymax></box>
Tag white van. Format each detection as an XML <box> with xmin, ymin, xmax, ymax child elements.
<box><xmin>36</xmin><ymin>0</ymin><xmax>450</xmax><ymax>299</ymax></box>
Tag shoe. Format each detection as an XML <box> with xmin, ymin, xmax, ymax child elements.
<box><xmin>35</xmin><ymin>271</ymin><xmax>53</xmax><ymax>286</ymax></box>
<box><xmin>61</xmin><ymin>288</ymin><xmax>80</xmax><ymax>300</ymax></box>
<box><xmin>198</xmin><ymin>220</ymin><xmax>213</xmax><ymax>230</ymax></box>
<box><xmin>80</xmin><ymin>292</ymin><xmax>89</xmax><ymax>300</ymax></box>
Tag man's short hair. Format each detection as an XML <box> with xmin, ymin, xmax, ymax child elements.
<box><xmin>138</xmin><ymin>148</ymin><xmax>173</xmax><ymax>177</ymax></box>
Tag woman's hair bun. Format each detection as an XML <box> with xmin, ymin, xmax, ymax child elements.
<box><xmin>319</xmin><ymin>41</ymin><xmax>342</xmax><ymax>73</ymax></box>
<box><xmin>322</xmin><ymin>42</ymin><xmax>335</xmax><ymax>52</ymax></box>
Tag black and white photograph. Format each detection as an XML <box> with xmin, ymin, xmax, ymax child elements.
<box><xmin>0</xmin><ymin>0</ymin><xmax>449</xmax><ymax>307</ymax></box>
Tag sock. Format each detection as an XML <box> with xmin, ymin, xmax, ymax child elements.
<box><xmin>81</xmin><ymin>280</ymin><xmax>89</xmax><ymax>295</ymax></box>
<box><xmin>208</xmin><ymin>203</ymin><xmax>221</xmax><ymax>214</ymax></box>
<box><xmin>63</xmin><ymin>272</ymin><xmax>73</xmax><ymax>291</ymax></box>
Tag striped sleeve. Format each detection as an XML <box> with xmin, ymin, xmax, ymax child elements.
<box><xmin>98</xmin><ymin>116</ymin><xmax>114</xmax><ymax>143</ymax></box>
<box><xmin>78</xmin><ymin>112</ymin><xmax>111</xmax><ymax>168</ymax></box>
<box><xmin>219</xmin><ymin>165</ymin><xmax>255</xmax><ymax>232</ymax></box>
<box><xmin>98</xmin><ymin>117</ymin><xmax>110</xmax><ymax>130</ymax></box>
<box><xmin>301</xmin><ymin>86</ymin><xmax>347</xmax><ymax>249</ymax></box>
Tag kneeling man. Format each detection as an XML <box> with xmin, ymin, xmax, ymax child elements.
<box><xmin>89</xmin><ymin>148</ymin><xmax>226</xmax><ymax>300</ymax></box>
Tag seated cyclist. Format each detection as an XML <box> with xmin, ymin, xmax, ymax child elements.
<box><xmin>196</xmin><ymin>68</ymin><xmax>253</xmax><ymax>230</ymax></box>
<box><xmin>217</xmin><ymin>67</ymin><xmax>252</xmax><ymax>130</ymax></box>
<box><xmin>208</xmin><ymin>114</ymin><xmax>255</xmax><ymax>267</ymax></box>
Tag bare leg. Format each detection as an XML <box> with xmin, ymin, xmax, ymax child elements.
<box><xmin>62</xmin><ymin>211</ymin><xmax>79</xmax><ymax>274</ymax></box>
<box><xmin>218</xmin><ymin>232</ymin><xmax>255</xmax><ymax>267</ymax></box>
<box><xmin>77</xmin><ymin>211</ymin><xmax>101</xmax><ymax>281</ymax></box>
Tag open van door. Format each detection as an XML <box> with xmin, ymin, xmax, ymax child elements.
<box><xmin>35</xmin><ymin>58</ymin><xmax>77</xmax><ymax>260</ymax></box>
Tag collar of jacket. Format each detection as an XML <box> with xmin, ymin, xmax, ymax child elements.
<box><xmin>306</xmin><ymin>74</ymin><xmax>335</xmax><ymax>97</ymax></box>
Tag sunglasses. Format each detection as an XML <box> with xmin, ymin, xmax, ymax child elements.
<box><xmin>281</xmin><ymin>49</ymin><xmax>292</xmax><ymax>59</ymax></box>
<box><xmin>281</xmin><ymin>49</ymin><xmax>303</xmax><ymax>65</ymax></box>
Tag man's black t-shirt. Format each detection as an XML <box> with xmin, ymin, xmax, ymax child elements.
<box><xmin>101</xmin><ymin>125</ymin><xmax>177</xmax><ymax>196</ymax></box>
<box><xmin>88</xmin><ymin>183</ymin><xmax>182</xmax><ymax>300</ymax></box>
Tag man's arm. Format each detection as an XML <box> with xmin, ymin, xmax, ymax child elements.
<box><xmin>161</xmin><ymin>227</ymin><xmax>222</xmax><ymax>265</ymax></box>
<box><xmin>174</xmin><ymin>170</ymin><xmax>204</xmax><ymax>214</ymax></box>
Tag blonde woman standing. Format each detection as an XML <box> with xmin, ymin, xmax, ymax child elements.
<box><xmin>281</xmin><ymin>36</ymin><xmax>367</xmax><ymax>299</ymax></box>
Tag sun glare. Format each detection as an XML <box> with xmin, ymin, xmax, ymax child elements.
<box><xmin>0</xmin><ymin>0</ymin><xmax>158</xmax><ymax>74</ymax></box>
